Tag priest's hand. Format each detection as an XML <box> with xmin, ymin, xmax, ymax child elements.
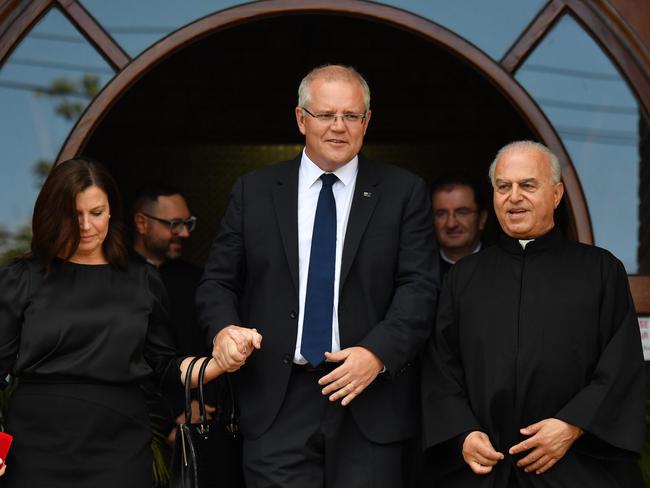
<box><xmin>509</xmin><ymin>418</ymin><xmax>583</xmax><ymax>474</ymax></box>
<box><xmin>212</xmin><ymin>325</ymin><xmax>263</xmax><ymax>372</ymax></box>
<box><xmin>462</xmin><ymin>431</ymin><xmax>504</xmax><ymax>474</ymax></box>
<box><xmin>318</xmin><ymin>347</ymin><xmax>384</xmax><ymax>406</ymax></box>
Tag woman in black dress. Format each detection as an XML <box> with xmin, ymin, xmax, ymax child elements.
<box><xmin>0</xmin><ymin>158</ymin><xmax>260</xmax><ymax>487</ymax></box>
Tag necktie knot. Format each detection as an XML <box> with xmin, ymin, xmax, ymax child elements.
<box><xmin>320</xmin><ymin>173</ymin><xmax>338</xmax><ymax>188</ymax></box>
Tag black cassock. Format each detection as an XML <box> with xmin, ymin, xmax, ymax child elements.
<box><xmin>422</xmin><ymin>227</ymin><xmax>645</xmax><ymax>488</ymax></box>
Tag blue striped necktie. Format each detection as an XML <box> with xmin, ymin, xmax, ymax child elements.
<box><xmin>301</xmin><ymin>173</ymin><xmax>338</xmax><ymax>366</ymax></box>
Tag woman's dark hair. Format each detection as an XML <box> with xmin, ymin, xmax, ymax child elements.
<box><xmin>31</xmin><ymin>157</ymin><xmax>128</xmax><ymax>269</ymax></box>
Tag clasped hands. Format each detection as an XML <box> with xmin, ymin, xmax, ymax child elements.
<box><xmin>212</xmin><ymin>325</ymin><xmax>263</xmax><ymax>372</ymax></box>
<box><xmin>462</xmin><ymin>418</ymin><xmax>583</xmax><ymax>476</ymax></box>
<box><xmin>213</xmin><ymin>327</ymin><xmax>382</xmax><ymax>406</ymax></box>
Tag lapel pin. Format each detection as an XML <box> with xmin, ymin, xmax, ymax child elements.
<box><xmin>363</xmin><ymin>191</ymin><xmax>372</xmax><ymax>198</ymax></box>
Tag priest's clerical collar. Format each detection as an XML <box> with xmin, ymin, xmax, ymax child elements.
<box><xmin>519</xmin><ymin>239</ymin><xmax>534</xmax><ymax>249</ymax></box>
<box><xmin>498</xmin><ymin>226</ymin><xmax>562</xmax><ymax>255</ymax></box>
<box><xmin>440</xmin><ymin>242</ymin><xmax>482</xmax><ymax>264</ymax></box>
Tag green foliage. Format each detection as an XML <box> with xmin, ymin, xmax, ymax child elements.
<box><xmin>32</xmin><ymin>159</ymin><xmax>53</xmax><ymax>188</ymax></box>
<box><xmin>0</xmin><ymin>224</ymin><xmax>31</xmax><ymax>266</ymax></box>
<box><xmin>34</xmin><ymin>74</ymin><xmax>100</xmax><ymax>122</ymax></box>
<box><xmin>149</xmin><ymin>413</ymin><xmax>171</xmax><ymax>487</ymax></box>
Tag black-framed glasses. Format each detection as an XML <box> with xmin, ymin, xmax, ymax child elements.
<box><xmin>301</xmin><ymin>107</ymin><xmax>367</xmax><ymax>124</ymax></box>
<box><xmin>143</xmin><ymin>213</ymin><xmax>197</xmax><ymax>234</ymax></box>
<box><xmin>433</xmin><ymin>208</ymin><xmax>479</xmax><ymax>221</ymax></box>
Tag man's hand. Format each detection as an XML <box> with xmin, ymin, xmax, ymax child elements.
<box><xmin>211</xmin><ymin>325</ymin><xmax>262</xmax><ymax>373</ymax></box>
<box><xmin>462</xmin><ymin>431</ymin><xmax>504</xmax><ymax>474</ymax></box>
<box><xmin>509</xmin><ymin>418</ymin><xmax>583</xmax><ymax>474</ymax></box>
<box><xmin>318</xmin><ymin>347</ymin><xmax>383</xmax><ymax>406</ymax></box>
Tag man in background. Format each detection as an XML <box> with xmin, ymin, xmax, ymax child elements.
<box><xmin>132</xmin><ymin>185</ymin><xmax>244</xmax><ymax>487</ymax></box>
<box><xmin>132</xmin><ymin>185</ymin><xmax>203</xmax><ymax>354</ymax></box>
<box><xmin>431</xmin><ymin>172</ymin><xmax>487</xmax><ymax>278</ymax></box>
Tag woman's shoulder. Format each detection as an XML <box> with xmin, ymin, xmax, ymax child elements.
<box><xmin>0</xmin><ymin>257</ymin><xmax>38</xmax><ymax>299</ymax></box>
<box><xmin>0</xmin><ymin>256</ymin><xmax>37</xmax><ymax>278</ymax></box>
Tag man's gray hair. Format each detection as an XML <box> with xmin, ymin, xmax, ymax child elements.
<box><xmin>298</xmin><ymin>64</ymin><xmax>371</xmax><ymax>112</ymax></box>
<box><xmin>488</xmin><ymin>140</ymin><xmax>562</xmax><ymax>186</ymax></box>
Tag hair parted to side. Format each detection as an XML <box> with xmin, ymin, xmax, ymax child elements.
<box><xmin>298</xmin><ymin>64</ymin><xmax>371</xmax><ymax>112</ymax></box>
<box><xmin>31</xmin><ymin>157</ymin><xmax>128</xmax><ymax>270</ymax></box>
<box><xmin>431</xmin><ymin>171</ymin><xmax>487</xmax><ymax>212</ymax></box>
<box><xmin>131</xmin><ymin>183</ymin><xmax>182</xmax><ymax>216</ymax></box>
<box><xmin>488</xmin><ymin>141</ymin><xmax>562</xmax><ymax>186</ymax></box>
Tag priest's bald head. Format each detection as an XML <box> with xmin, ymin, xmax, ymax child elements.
<box><xmin>489</xmin><ymin>141</ymin><xmax>564</xmax><ymax>240</ymax></box>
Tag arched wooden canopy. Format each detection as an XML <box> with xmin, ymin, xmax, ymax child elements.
<box><xmin>1</xmin><ymin>0</ymin><xmax>649</xmax><ymax>311</ymax></box>
<box><xmin>57</xmin><ymin>1</ymin><xmax>594</xmax><ymax>241</ymax></box>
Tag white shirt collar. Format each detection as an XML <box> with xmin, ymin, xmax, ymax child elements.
<box><xmin>300</xmin><ymin>149</ymin><xmax>358</xmax><ymax>188</ymax></box>
<box><xmin>519</xmin><ymin>239</ymin><xmax>535</xmax><ymax>249</ymax></box>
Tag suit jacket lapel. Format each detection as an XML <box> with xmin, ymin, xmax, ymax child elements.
<box><xmin>272</xmin><ymin>157</ymin><xmax>300</xmax><ymax>294</ymax></box>
<box><xmin>340</xmin><ymin>155</ymin><xmax>380</xmax><ymax>289</ymax></box>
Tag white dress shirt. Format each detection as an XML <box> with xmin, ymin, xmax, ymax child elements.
<box><xmin>293</xmin><ymin>150</ymin><xmax>358</xmax><ymax>364</ymax></box>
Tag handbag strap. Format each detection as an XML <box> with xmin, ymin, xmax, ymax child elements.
<box><xmin>183</xmin><ymin>356</ymin><xmax>202</xmax><ymax>424</ymax></box>
<box><xmin>196</xmin><ymin>357</ymin><xmax>210</xmax><ymax>428</ymax></box>
<box><xmin>225</xmin><ymin>374</ymin><xmax>239</xmax><ymax>436</ymax></box>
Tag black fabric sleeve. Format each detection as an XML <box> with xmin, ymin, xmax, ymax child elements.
<box><xmin>196</xmin><ymin>177</ymin><xmax>245</xmax><ymax>348</ymax></box>
<box><xmin>143</xmin><ymin>265</ymin><xmax>184</xmax><ymax>391</ymax></box>
<box><xmin>420</xmin><ymin>269</ymin><xmax>482</xmax><ymax>468</ymax></box>
<box><xmin>358</xmin><ymin>176</ymin><xmax>438</xmax><ymax>374</ymax></box>
<box><xmin>555</xmin><ymin>256</ymin><xmax>645</xmax><ymax>457</ymax></box>
<box><xmin>0</xmin><ymin>260</ymin><xmax>30</xmax><ymax>389</ymax></box>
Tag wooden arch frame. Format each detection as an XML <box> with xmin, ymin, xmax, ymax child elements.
<box><xmin>54</xmin><ymin>0</ymin><xmax>593</xmax><ymax>240</ymax></box>
<box><xmin>1</xmin><ymin>0</ymin><xmax>649</xmax><ymax>310</ymax></box>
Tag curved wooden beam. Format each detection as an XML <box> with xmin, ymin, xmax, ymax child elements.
<box><xmin>501</xmin><ymin>0</ymin><xmax>565</xmax><ymax>73</ymax></box>
<box><xmin>0</xmin><ymin>0</ymin><xmax>51</xmax><ymax>69</ymax></box>
<box><xmin>56</xmin><ymin>0</ymin><xmax>129</xmax><ymax>71</ymax></box>
<box><xmin>564</xmin><ymin>0</ymin><xmax>649</xmax><ymax>120</ymax></box>
<box><xmin>55</xmin><ymin>0</ymin><xmax>594</xmax><ymax>245</ymax></box>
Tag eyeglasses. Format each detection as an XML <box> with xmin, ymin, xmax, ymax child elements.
<box><xmin>301</xmin><ymin>107</ymin><xmax>367</xmax><ymax>124</ymax></box>
<box><xmin>433</xmin><ymin>208</ymin><xmax>479</xmax><ymax>221</ymax></box>
<box><xmin>143</xmin><ymin>213</ymin><xmax>197</xmax><ymax>234</ymax></box>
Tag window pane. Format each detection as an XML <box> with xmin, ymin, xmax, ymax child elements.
<box><xmin>376</xmin><ymin>0</ymin><xmax>546</xmax><ymax>59</ymax></box>
<box><xmin>516</xmin><ymin>14</ymin><xmax>646</xmax><ymax>273</ymax></box>
<box><xmin>81</xmin><ymin>0</ymin><xmax>545</xmax><ymax>60</ymax></box>
<box><xmin>0</xmin><ymin>7</ymin><xmax>114</xmax><ymax>263</ymax></box>
<box><xmin>81</xmin><ymin>0</ymin><xmax>254</xmax><ymax>57</ymax></box>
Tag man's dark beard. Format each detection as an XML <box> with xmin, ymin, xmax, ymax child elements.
<box><xmin>165</xmin><ymin>237</ymin><xmax>184</xmax><ymax>260</ymax></box>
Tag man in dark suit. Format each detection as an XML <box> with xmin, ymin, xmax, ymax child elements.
<box><xmin>197</xmin><ymin>65</ymin><xmax>438</xmax><ymax>487</ymax></box>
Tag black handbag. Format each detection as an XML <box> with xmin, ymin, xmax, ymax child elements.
<box><xmin>170</xmin><ymin>358</ymin><xmax>244</xmax><ymax>488</ymax></box>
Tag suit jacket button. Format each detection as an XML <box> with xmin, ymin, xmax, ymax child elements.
<box><xmin>289</xmin><ymin>311</ymin><xmax>297</xmax><ymax>319</ymax></box>
<box><xmin>282</xmin><ymin>354</ymin><xmax>291</xmax><ymax>364</ymax></box>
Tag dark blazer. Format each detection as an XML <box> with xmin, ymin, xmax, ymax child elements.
<box><xmin>196</xmin><ymin>154</ymin><xmax>438</xmax><ymax>442</ymax></box>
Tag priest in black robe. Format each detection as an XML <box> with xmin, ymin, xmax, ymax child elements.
<box><xmin>421</xmin><ymin>140</ymin><xmax>645</xmax><ymax>488</ymax></box>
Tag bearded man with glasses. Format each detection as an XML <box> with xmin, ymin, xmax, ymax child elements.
<box><xmin>132</xmin><ymin>185</ymin><xmax>246</xmax><ymax>487</ymax></box>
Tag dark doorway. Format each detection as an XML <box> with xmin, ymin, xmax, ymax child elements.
<box><xmin>83</xmin><ymin>13</ymin><xmax>539</xmax><ymax>264</ymax></box>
